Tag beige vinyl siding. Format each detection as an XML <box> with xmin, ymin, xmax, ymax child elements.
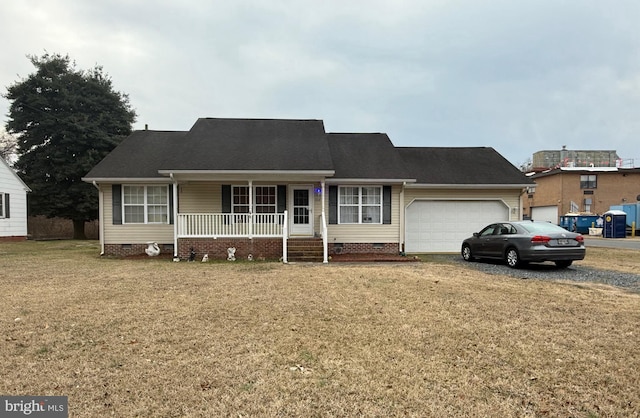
<box><xmin>403</xmin><ymin>188</ymin><xmax>521</xmax><ymax>220</ymax></box>
<box><xmin>326</xmin><ymin>185</ymin><xmax>401</xmax><ymax>243</ymax></box>
<box><xmin>102</xmin><ymin>184</ymin><xmax>174</xmax><ymax>244</ymax></box>
<box><xmin>179</xmin><ymin>183</ymin><xmax>221</xmax><ymax>213</ymax></box>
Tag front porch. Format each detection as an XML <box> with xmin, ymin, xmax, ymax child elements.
<box><xmin>175</xmin><ymin>212</ymin><xmax>328</xmax><ymax>262</ymax></box>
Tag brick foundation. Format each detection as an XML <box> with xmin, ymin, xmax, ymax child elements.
<box><xmin>102</xmin><ymin>239</ymin><xmax>399</xmax><ymax>260</ymax></box>
<box><xmin>178</xmin><ymin>238</ymin><xmax>283</xmax><ymax>261</ymax></box>
<box><xmin>104</xmin><ymin>243</ymin><xmax>174</xmax><ymax>258</ymax></box>
<box><xmin>330</xmin><ymin>242</ymin><xmax>397</xmax><ymax>255</ymax></box>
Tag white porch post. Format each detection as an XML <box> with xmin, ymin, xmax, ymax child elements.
<box><xmin>282</xmin><ymin>210</ymin><xmax>288</xmax><ymax>263</ymax></box>
<box><xmin>399</xmin><ymin>182</ymin><xmax>405</xmax><ymax>254</ymax></box>
<box><xmin>248</xmin><ymin>180</ymin><xmax>253</xmax><ymax>239</ymax></box>
<box><xmin>321</xmin><ymin>180</ymin><xmax>328</xmax><ymax>263</ymax></box>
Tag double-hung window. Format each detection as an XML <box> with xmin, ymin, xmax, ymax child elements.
<box><xmin>255</xmin><ymin>186</ymin><xmax>276</xmax><ymax>214</ymax></box>
<box><xmin>580</xmin><ymin>175</ymin><xmax>597</xmax><ymax>189</ymax></box>
<box><xmin>0</xmin><ymin>192</ymin><xmax>4</xmax><ymax>218</ymax></box>
<box><xmin>232</xmin><ymin>186</ymin><xmax>277</xmax><ymax>220</ymax></box>
<box><xmin>232</xmin><ymin>186</ymin><xmax>250</xmax><ymax>214</ymax></box>
<box><xmin>123</xmin><ymin>185</ymin><xmax>168</xmax><ymax>224</ymax></box>
<box><xmin>338</xmin><ymin>186</ymin><xmax>382</xmax><ymax>224</ymax></box>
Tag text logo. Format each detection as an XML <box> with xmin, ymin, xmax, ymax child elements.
<box><xmin>1</xmin><ymin>396</ymin><xmax>67</xmax><ymax>418</ymax></box>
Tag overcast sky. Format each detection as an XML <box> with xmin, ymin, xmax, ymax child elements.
<box><xmin>2</xmin><ymin>0</ymin><xmax>639</xmax><ymax>167</ymax></box>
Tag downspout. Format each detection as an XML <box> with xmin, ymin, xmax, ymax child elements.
<box><xmin>92</xmin><ymin>181</ymin><xmax>105</xmax><ymax>255</ymax></box>
<box><xmin>170</xmin><ymin>173</ymin><xmax>178</xmax><ymax>258</ymax></box>
<box><xmin>399</xmin><ymin>182</ymin><xmax>405</xmax><ymax>254</ymax></box>
<box><xmin>321</xmin><ymin>180</ymin><xmax>328</xmax><ymax>263</ymax></box>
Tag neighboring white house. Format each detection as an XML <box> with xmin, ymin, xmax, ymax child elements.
<box><xmin>0</xmin><ymin>157</ymin><xmax>30</xmax><ymax>240</ymax></box>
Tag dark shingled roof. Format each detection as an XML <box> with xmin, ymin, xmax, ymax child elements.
<box><xmin>327</xmin><ymin>133</ymin><xmax>414</xmax><ymax>180</ymax></box>
<box><xmin>84</xmin><ymin>130</ymin><xmax>187</xmax><ymax>179</ymax></box>
<box><xmin>84</xmin><ymin>118</ymin><xmax>532</xmax><ymax>188</ymax></box>
<box><xmin>397</xmin><ymin>147</ymin><xmax>533</xmax><ymax>185</ymax></box>
<box><xmin>167</xmin><ymin>118</ymin><xmax>333</xmax><ymax>171</ymax></box>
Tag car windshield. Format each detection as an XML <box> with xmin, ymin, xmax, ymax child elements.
<box><xmin>520</xmin><ymin>222</ymin><xmax>568</xmax><ymax>234</ymax></box>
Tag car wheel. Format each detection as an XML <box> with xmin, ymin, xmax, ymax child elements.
<box><xmin>461</xmin><ymin>244</ymin><xmax>474</xmax><ymax>261</ymax></box>
<box><xmin>505</xmin><ymin>248</ymin><xmax>522</xmax><ymax>268</ymax></box>
<box><xmin>555</xmin><ymin>260</ymin><xmax>573</xmax><ymax>268</ymax></box>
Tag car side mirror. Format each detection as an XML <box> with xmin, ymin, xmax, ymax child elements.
<box><xmin>473</xmin><ymin>232</ymin><xmax>479</xmax><ymax>237</ymax></box>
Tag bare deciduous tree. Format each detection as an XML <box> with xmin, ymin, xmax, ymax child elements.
<box><xmin>0</xmin><ymin>129</ymin><xmax>18</xmax><ymax>163</ymax></box>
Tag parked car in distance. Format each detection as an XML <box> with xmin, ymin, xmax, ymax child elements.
<box><xmin>461</xmin><ymin>221</ymin><xmax>585</xmax><ymax>268</ymax></box>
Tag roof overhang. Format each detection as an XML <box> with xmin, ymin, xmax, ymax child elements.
<box><xmin>406</xmin><ymin>183</ymin><xmax>533</xmax><ymax>189</ymax></box>
<box><xmin>325</xmin><ymin>178</ymin><xmax>416</xmax><ymax>185</ymax></box>
<box><xmin>82</xmin><ymin>177</ymin><xmax>171</xmax><ymax>184</ymax></box>
<box><xmin>157</xmin><ymin>170</ymin><xmax>336</xmax><ymax>182</ymax></box>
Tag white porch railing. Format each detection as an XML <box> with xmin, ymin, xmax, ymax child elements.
<box><xmin>177</xmin><ymin>213</ymin><xmax>286</xmax><ymax>238</ymax></box>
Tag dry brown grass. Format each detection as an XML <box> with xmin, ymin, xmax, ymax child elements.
<box><xmin>1</xmin><ymin>241</ymin><xmax>639</xmax><ymax>417</ymax></box>
<box><xmin>579</xmin><ymin>245</ymin><xmax>640</xmax><ymax>274</ymax></box>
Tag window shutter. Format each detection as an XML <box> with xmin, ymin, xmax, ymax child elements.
<box><xmin>328</xmin><ymin>186</ymin><xmax>337</xmax><ymax>224</ymax></box>
<box><xmin>112</xmin><ymin>185</ymin><xmax>122</xmax><ymax>225</ymax></box>
<box><xmin>168</xmin><ymin>184</ymin><xmax>174</xmax><ymax>224</ymax></box>
<box><xmin>277</xmin><ymin>185</ymin><xmax>286</xmax><ymax>213</ymax></box>
<box><xmin>383</xmin><ymin>185</ymin><xmax>391</xmax><ymax>224</ymax></box>
<box><xmin>221</xmin><ymin>185</ymin><xmax>231</xmax><ymax>213</ymax></box>
<box><xmin>4</xmin><ymin>194</ymin><xmax>9</xmax><ymax>218</ymax></box>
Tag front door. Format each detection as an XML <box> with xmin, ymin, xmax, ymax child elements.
<box><xmin>289</xmin><ymin>186</ymin><xmax>314</xmax><ymax>236</ymax></box>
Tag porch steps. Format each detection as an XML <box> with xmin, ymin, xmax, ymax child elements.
<box><xmin>287</xmin><ymin>238</ymin><xmax>324</xmax><ymax>262</ymax></box>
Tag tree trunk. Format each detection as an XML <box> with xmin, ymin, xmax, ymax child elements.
<box><xmin>72</xmin><ymin>219</ymin><xmax>87</xmax><ymax>240</ymax></box>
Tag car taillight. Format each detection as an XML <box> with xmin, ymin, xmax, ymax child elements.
<box><xmin>531</xmin><ymin>235</ymin><xmax>551</xmax><ymax>244</ymax></box>
<box><xmin>575</xmin><ymin>235</ymin><xmax>584</xmax><ymax>243</ymax></box>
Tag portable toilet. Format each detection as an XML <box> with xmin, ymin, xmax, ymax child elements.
<box><xmin>603</xmin><ymin>210</ymin><xmax>626</xmax><ymax>238</ymax></box>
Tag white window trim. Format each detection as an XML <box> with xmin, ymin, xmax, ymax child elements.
<box><xmin>122</xmin><ymin>185</ymin><xmax>169</xmax><ymax>224</ymax></box>
<box><xmin>232</xmin><ymin>185</ymin><xmax>250</xmax><ymax>214</ymax></box>
<box><xmin>338</xmin><ymin>186</ymin><xmax>383</xmax><ymax>224</ymax></box>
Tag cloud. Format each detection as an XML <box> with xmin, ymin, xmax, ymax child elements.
<box><xmin>1</xmin><ymin>0</ymin><xmax>639</xmax><ymax>166</ymax></box>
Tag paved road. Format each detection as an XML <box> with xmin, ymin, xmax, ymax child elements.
<box><xmin>584</xmin><ymin>236</ymin><xmax>640</xmax><ymax>250</ymax></box>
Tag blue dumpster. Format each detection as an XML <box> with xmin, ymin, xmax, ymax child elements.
<box><xmin>603</xmin><ymin>210</ymin><xmax>626</xmax><ymax>238</ymax></box>
<box><xmin>559</xmin><ymin>213</ymin><xmax>601</xmax><ymax>234</ymax></box>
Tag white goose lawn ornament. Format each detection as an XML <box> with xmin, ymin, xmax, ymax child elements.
<box><xmin>145</xmin><ymin>242</ymin><xmax>161</xmax><ymax>257</ymax></box>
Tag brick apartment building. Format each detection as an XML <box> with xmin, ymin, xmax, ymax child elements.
<box><xmin>523</xmin><ymin>167</ymin><xmax>640</xmax><ymax>223</ymax></box>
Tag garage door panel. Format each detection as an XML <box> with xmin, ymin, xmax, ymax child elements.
<box><xmin>531</xmin><ymin>206</ymin><xmax>558</xmax><ymax>224</ymax></box>
<box><xmin>406</xmin><ymin>201</ymin><xmax>509</xmax><ymax>253</ymax></box>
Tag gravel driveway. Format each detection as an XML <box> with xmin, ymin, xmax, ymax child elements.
<box><xmin>432</xmin><ymin>255</ymin><xmax>640</xmax><ymax>293</ymax></box>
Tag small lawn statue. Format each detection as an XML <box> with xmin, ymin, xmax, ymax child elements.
<box><xmin>227</xmin><ymin>247</ymin><xmax>236</xmax><ymax>261</ymax></box>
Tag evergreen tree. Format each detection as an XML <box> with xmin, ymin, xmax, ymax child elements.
<box><xmin>4</xmin><ymin>53</ymin><xmax>136</xmax><ymax>239</ymax></box>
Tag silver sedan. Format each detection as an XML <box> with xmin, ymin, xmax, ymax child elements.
<box><xmin>461</xmin><ymin>221</ymin><xmax>586</xmax><ymax>268</ymax></box>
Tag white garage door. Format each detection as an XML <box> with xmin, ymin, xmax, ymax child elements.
<box><xmin>405</xmin><ymin>200</ymin><xmax>509</xmax><ymax>253</ymax></box>
<box><xmin>531</xmin><ymin>206</ymin><xmax>558</xmax><ymax>224</ymax></box>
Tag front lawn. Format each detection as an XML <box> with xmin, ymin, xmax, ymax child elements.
<box><xmin>1</xmin><ymin>241</ymin><xmax>639</xmax><ymax>417</ymax></box>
